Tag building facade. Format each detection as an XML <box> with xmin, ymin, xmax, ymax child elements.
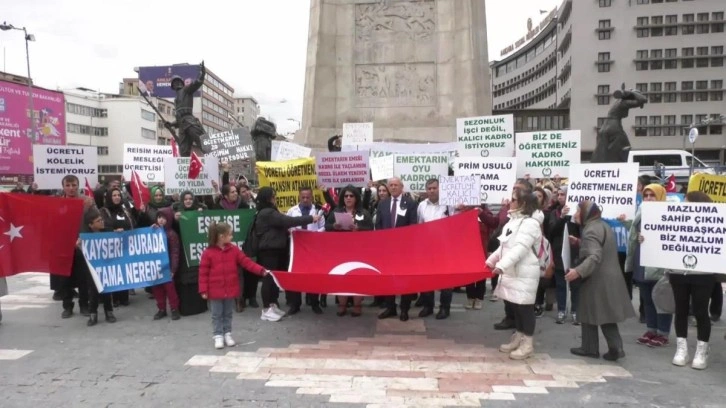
<box><xmin>491</xmin><ymin>0</ymin><xmax>725</xmax><ymax>163</ymax></box>
<box><xmin>232</xmin><ymin>96</ymin><xmax>260</xmax><ymax>130</ymax></box>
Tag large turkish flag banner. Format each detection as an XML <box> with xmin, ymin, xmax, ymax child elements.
<box><xmin>271</xmin><ymin>210</ymin><xmax>491</xmax><ymax>296</ymax></box>
<box><xmin>0</xmin><ymin>193</ymin><xmax>84</xmax><ymax>277</ymax></box>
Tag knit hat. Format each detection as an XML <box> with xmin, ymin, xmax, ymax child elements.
<box><xmin>643</xmin><ymin>183</ymin><xmax>666</xmax><ymax>202</ymax></box>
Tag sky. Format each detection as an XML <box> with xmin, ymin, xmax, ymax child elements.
<box><xmin>1</xmin><ymin>0</ymin><xmax>561</xmax><ymax>135</ymax></box>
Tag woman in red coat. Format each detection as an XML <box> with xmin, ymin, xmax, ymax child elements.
<box><xmin>199</xmin><ymin>222</ymin><xmax>268</xmax><ymax>349</ymax></box>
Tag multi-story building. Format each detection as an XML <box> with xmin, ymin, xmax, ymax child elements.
<box><xmin>64</xmin><ymin>88</ymin><xmax>159</xmax><ymax>181</ymax></box>
<box><xmin>232</xmin><ymin>96</ymin><xmax>260</xmax><ymax>130</ymax></box>
<box><xmin>491</xmin><ymin>0</ymin><xmax>725</xmax><ymax>164</ymax></box>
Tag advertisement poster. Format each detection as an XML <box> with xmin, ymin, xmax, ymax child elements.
<box><xmin>137</xmin><ymin>65</ymin><xmax>202</xmax><ymax>98</ymax></box>
<box><xmin>0</xmin><ymin>80</ymin><xmax>66</xmax><ymax>177</ymax></box>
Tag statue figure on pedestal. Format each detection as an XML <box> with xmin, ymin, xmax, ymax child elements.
<box><xmin>251</xmin><ymin>117</ymin><xmax>277</xmax><ymax>162</ymax></box>
<box><xmin>165</xmin><ymin>61</ymin><xmax>210</xmax><ymax>157</ymax></box>
<box><xmin>591</xmin><ymin>84</ymin><xmax>648</xmax><ymax>163</ymax></box>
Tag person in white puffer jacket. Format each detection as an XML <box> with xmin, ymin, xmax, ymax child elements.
<box><xmin>487</xmin><ymin>188</ymin><xmax>543</xmax><ymax>360</ymax></box>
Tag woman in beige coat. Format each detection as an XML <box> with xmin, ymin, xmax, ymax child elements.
<box><xmin>566</xmin><ymin>200</ymin><xmax>635</xmax><ymax>361</ymax></box>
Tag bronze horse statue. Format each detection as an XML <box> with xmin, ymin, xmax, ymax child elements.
<box><xmin>591</xmin><ymin>84</ymin><xmax>648</xmax><ymax>163</ymax></box>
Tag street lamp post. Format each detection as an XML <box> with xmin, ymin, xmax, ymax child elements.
<box><xmin>1</xmin><ymin>22</ymin><xmax>36</xmax><ymax>141</ymax></box>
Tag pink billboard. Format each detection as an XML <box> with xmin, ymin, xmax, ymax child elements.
<box><xmin>0</xmin><ymin>80</ymin><xmax>66</xmax><ymax>177</ymax></box>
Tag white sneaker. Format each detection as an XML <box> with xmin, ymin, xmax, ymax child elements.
<box><xmin>261</xmin><ymin>308</ymin><xmax>282</xmax><ymax>322</ymax></box>
<box><xmin>489</xmin><ymin>295</ymin><xmax>499</xmax><ymax>302</ymax></box>
<box><xmin>224</xmin><ymin>332</ymin><xmax>236</xmax><ymax>347</ymax></box>
<box><xmin>270</xmin><ymin>304</ymin><xmax>286</xmax><ymax>317</ymax></box>
<box><xmin>473</xmin><ymin>299</ymin><xmax>483</xmax><ymax>310</ymax></box>
<box><xmin>213</xmin><ymin>335</ymin><xmax>224</xmax><ymax>349</ymax></box>
<box><xmin>465</xmin><ymin>299</ymin><xmax>475</xmax><ymax>309</ymax></box>
<box><xmin>692</xmin><ymin>341</ymin><xmax>709</xmax><ymax>370</ymax></box>
<box><xmin>672</xmin><ymin>338</ymin><xmax>689</xmax><ymax>367</ymax></box>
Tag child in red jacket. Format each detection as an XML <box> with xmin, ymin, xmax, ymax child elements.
<box><xmin>199</xmin><ymin>222</ymin><xmax>269</xmax><ymax>349</ymax></box>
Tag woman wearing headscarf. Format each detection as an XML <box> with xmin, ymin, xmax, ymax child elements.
<box><xmin>486</xmin><ymin>188</ymin><xmax>542</xmax><ymax>360</ymax></box>
<box><xmin>324</xmin><ymin>185</ymin><xmax>374</xmax><ymax>317</ymax></box>
<box><xmin>566</xmin><ymin>201</ymin><xmax>635</xmax><ymax>361</ymax></box>
<box><xmin>216</xmin><ymin>184</ymin><xmax>250</xmax><ymax>210</ymax></box>
<box><xmin>625</xmin><ymin>183</ymin><xmax>672</xmax><ymax>347</ymax></box>
<box><xmin>147</xmin><ymin>185</ymin><xmax>172</xmax><ymax>222</ymax></box>
<box><xmin>172</xmin><ymin>191</ymin><xmax>208</xmax><ymax>316</ymax></box>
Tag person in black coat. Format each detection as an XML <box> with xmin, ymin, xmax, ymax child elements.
<box><xmin>172</xmin><ymin>191</ymin><xmax>209</xmax><ymax>316</ymax></box>
<box><xmin>374</xmin><ymin>177</ymin><xmax>418</xmax><ymax>321</ymax></box>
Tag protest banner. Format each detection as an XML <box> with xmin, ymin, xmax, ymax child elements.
<box><xmin>366</xmin><ymin>142</ymin><xmax>458</xmax><ymax>158</ymax></box>
<box><xmin>515</xmin><ymin>130</ymin><xmax>581</xmax><ymax>178</ymax></box>
<box><xmin>453</xmin><ymin>157</ymin><xmax>517</xmax><ymax>204</ymax></box>
<box><xmin>636</xmin><ymin>192</ymin><xmax>685</xmax><ymax>207</ymax></box>
<box><xmin>32</xmin><ymin>145</ymin><xmax>98</xmax><ymax>189</ymax></box>
<box><xmin>201</xmin><ymin>128</ymin><xmax>254</xmax><ymax>162</ymax></box>
<box><xmin>604</xmin><ymin>219</ymin><xmax>629</xmax><ymax>253</ymax></box>
<box><xmin>256</xmin><ymin>157</ymin><xmax>324</xmax><ymax>212</ymax></box>
<box><xmin>122</xmin><ymin>143</ymin><xmax>172</xmax><ymax>182</ymax></box>
<box><xmin>439</xmin><ymin>175</ymin><xmax>481</xmax><ymax>206</ymax></box>
<box><xmin>315</xmin><ymin>151</ymin><xmax>370</xmax><ymax>188</ymax></box>
<box><xmin>393</xmin><ymin>154</ymin><xmax>449</xmax><ymax>193</ymax></box>
<box><xmin>456</xmin><ymin>114</ymin><xmax>514</xmax><ymax>158</ymax></box>
<box><xmin>81</xmin><ymin>227</ymin><xmax>171</xmax><ymax>293</ymax></box>
<box><xmin>566</xmin><ymin>163</ymin><xmax>638</xmax><ymax>219</ymax></box>
<box><xmin>271</xmin><ymin>141</ymin><xmax>312</xmax><ymax>161</ymax></box>
<box><xmin>178</xmin><ymin>209</ymin><xmax>256</xmax><ymax>267</ymax></box>
<box><xmin>640</xmin><ymin>202</ymin><xmax>726</xmax><ymax>274</ymax></box>
<box><xmin>370</xmin><ymin>155</ymin><xmax>395</xmax><ymax>182</ymax></box>
<box><xmin>163</xmin><ymin>156</ymin><xmax>220</xmax><ymax>196</ymax></box>
<box><xmin>687</xmin><ymin>173</ymin><xmax>726</xmax><ymax>203</ymax></box>
<box><xmin>562</xmin><ymin>224</ymin><xmax>571</xmax><ymax>271</ymax></box>
<box><xmin>342</xmin><ymin>122</ymin><xmax>373</xmax><ymax>148</ymax></box>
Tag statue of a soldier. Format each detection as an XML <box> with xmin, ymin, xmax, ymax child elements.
<box><xmin>165</xmin><ymin>61</ymin><xmax>209</xmax><ymax>157</ymax></box>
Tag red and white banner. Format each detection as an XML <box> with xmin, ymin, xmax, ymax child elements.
<box><xmin>271</xmin><ymin>211</ymin><xmax>491</xmax><ymax>295</ymax></box>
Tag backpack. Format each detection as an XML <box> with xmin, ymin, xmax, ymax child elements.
<box><xmin>534</xmin><ymin>235</ymin><xmax>554</xmax><ymax>278</ymax></box>
<box><xmin>242</xmin><ymin>213</ymin><xmax>261</xmax><ymax>258</ymax></box>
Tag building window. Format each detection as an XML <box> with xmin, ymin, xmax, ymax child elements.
<box><xmin>651</xmin><ymin>16</ymin><xmax>663</xmax><ymax>36</ymax></box>
<box><xmin>635</xmin><ymin>116</ymin><xmax>648</xmax><ymax>137</ymax></box>
<box><xmin>141</xmin><ymin>110</ymin><xmax>155</xmax><ymax>122</ymax></box>
<box><xmin>636</xmin><ymin>0</ymin><xmax>649</xmax><ymax>4</ymax></box>
<box><xmin>636</xmin><ymin>83</ymin><xmax>648</xmax><ymax>93</ymax></box>
<box><xmin>665</xmin><ymin>14</ymin><xmax>678</xmax><ymax>35</ymax></box>
<box><xmin>650</xmin><ymin>49</ymin><xmax>663</xmax><ymax>70</ymax></box>
<box><xmin>597</xmin><ymin>85</ymin><xmax>610</xmax><ymax>105</ymax></box>
<box><xmin>710</xmin><ymin>114</ymin><xmax>723</xmax><ymax>135</ymax></box>
<box><xmin>664</xmin><ymin>81</ymin><xmax>677</xmax><ymax>103</ymax></box>
<box><xmin>649</xmin><ymin>116</ymin><xmax>662</xmax><ymax>136</ymax></box>
<box><xmin>141</xmin><ymin>128</ymin><xmax>156</xmax><ymax>140</ymax></box>
<box><xmin>597</xmin><ymin>52</ymin><xmax>611</xmax><ymax>72</ymax></box>
<box><xmin>598</xmin><ymin>20</ymin><xmax>612</xmax><ymax>40</ymax></box>
<box><xmin>597</xmin><ymin>117</ymin><xmax>608</xmax><ymax>129</ymax></box>
<box><xmin>681</xmin><ymin>47</ymin><xmax>694</xmax><ymax>69</ymax></box>
<box><xmin>636</xmin><ymin>16</ymin><xmax>649</xmax><ymax>37</ymax></box>
<box><xmin>636</xmin><ymin>49</ymin><xmax>649</xmax><ymax>70</ymax></box>
<box><xmin>713</xmin><ymin>12</ymin><xmax>725</xmax><ymax>33</ymax></box>
<box><xmin>97</xmin><ymin>146</ymin><xmax>109</xmax><ymax>156</ymax></box>
<box><xmin>664</xmin><ymin>115</ymin><xmax>677</xmax><ymax>136</ymax></box>
<box><xmin>599</xmin><ymin>0</ymin><xmax>611</xmax><ymax>7</ymax></box>
<box><xmin>681</xmin><ymin>81</ymin><xmax>694</xmax><ymax>102</ymax></box>
<box><xmin>649</xmin><ymin>83</ymin><xmax>662</xmax><ymax>103</ymax></box>
<box><xmin>682</xmin><ymin>14</ymin><xmax>695</xmax><ymax>34</ymax></box>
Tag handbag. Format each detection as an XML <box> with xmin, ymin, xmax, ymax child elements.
<box><xmin>652</xmin><ymin>275</ymin><xmax>675</xmax><ymax>314</ymax></box>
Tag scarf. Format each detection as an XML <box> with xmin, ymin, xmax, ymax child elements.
<box><xmin>220</xmin><ymin>197</ymin><xmax>242</xmax><ymax>210</ymax></box>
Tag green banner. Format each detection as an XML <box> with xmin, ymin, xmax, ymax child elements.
<box><xmin>179</xmin><ymin>209</ymin><xmax>256</xmax><ymax>267</ymax></box>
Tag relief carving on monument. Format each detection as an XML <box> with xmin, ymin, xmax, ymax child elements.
<box><xmin>355</xmin><ymin>0</ymin><xmax>435</xmax><ymax>43</ymax></box>
<box><xmin>355</xmin><ymin>63</ymin><xmax>436</xmax><ymax>107</ymax></box>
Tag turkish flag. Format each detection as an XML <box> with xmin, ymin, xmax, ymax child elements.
<box><xmin>271</xmin><ymin>210</ymin><xmax>491</xmax><ymax>296</ymax></box>
<box><xmin>0</xmin><ymin>194</ymin><xmax>84</xmax><ymax>278</ymax></box>
<box><xmin>170</xmin><ymin>138</ymin><xmax>180</xmax><ymax>157</ymax></box>
<box><xmin>188</xmin><ymin>152</ymin><xmax>203</xmax><ymax>180</ymax></box>
<box><xmin>131</xmin><ymin>170</ymin><xmax>151</xmax><ymax>208</ymax></box>
<box><xmin>665</xmin><ymin>174</ymin><xmax>677</xmax><ymax>193</ymax></box>
<box><xmin>84</xmin><ymin>177</ymin><xmax>94</xmax><ymax>199</ymax></box>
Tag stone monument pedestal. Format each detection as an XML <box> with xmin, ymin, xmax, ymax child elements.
<box><xmin>300</xmin><ymin>0</ymin><xmax>492</xmax><ymax>149</ymax></box>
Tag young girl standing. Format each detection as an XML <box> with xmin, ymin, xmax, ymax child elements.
<box><xmin>199</xmin><ymin>222</ymin><xmax>269</xmax><ymax>349</ymax></box>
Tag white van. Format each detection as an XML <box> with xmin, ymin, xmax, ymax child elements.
<box><xmin>627</xmin><ymin>150</ymin><xmax>715</xmax><ymax>182</ymax></box>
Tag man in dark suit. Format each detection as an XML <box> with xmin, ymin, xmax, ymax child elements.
<box><xmin>375</xmin><ymin>177</ymin><xmax>419</xmax><ymax>321</ymax></box>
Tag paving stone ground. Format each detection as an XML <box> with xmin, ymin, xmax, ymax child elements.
<box><xmin>0</xmin><ymin>273</ymin><xmax>724</xmax><ymax>407</ymax></box>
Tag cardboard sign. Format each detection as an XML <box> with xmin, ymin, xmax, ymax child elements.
<box><xmin>256</xmin><ymin>158</ymin><xmax>324</xmax><ymax>212</ymax></box>
<box><xmin>456</xmin><ymin>114</ymin><xmax>515</xmax><ymax>158</ymax></box>
<box><xmin>370</xmin><ymin>155</ymin><xmax>395</xmax><ymax>182</ymax></box>
<box><xmin>515</xmin><ymin>130</ymin><xmax>581</xmax><ymax>178</ymax></box>
<box><xmin>271</xmin><ymin>141</ymin><xmax>312</xmax><ymax>161</ymax></box>
<box><xmin>439</xmin><ymin>175</ymin><xmax>481</xmax><ymax>206</ymax></box>
<box><xmin>687</xmin><ymin>173</ymin><xmax>726</xmax><ymax>203</ymax></box>
<box><xmin>566</xmin><ymin>163</ymin><xmax>639</xmax><ymax>220</ymax></box>
<box><xmin>201</xmin><ymin>127</ymin><xmax>254</xmax><ymax>162</ymax></box>
<box><xmin>453</xmin><ymin>157</ymin><xmax>517</xmax><ymax>204</ymax></box>
<box><xmin>315</xmin><ymin>151</ymin><xmax>370</xmax><ymax>188</ymax></box>
<box><xmin>81</xmin><ymin>227</ymin><xmax>171</xmax><ymax>293</ymax></box>
<box><xmin>178</xmin><ymin>209</ymin><xmax>256</xmax><ymax>267</ymax></box>
<box><xmin>393</xmin><ymin>154</ymin><xmax>449</xmax><ymax>193</ymax></box>
<box><xmin>640</xmin><ymin>202</ymin><xmax>726</xmax><ymax>274</ymax></box>
<box><xmin>122</xmin><ymin>143</ymin><xmax>172</xmax><ymax>183</ymax></box>
<box><xmin>32</xmin><ymin>145</ymin><xmax>98</xmax><ymax>190</ymax></box>
<box><xmin>342</xmin><ymin>122</ymin><xmax>373</xmax><ymax>147</ymax></box>
<box><xmin>353</xmin><ymin>142</ymin><xmax>458</xmax><ymax>157</ymax></box>
<box><xmin>163</xmin><ymin>156</ymin><xmax>220</xmax><ymax>196</ymax></box>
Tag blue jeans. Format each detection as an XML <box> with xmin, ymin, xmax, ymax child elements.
<box><xmin>210</xmin><ymin>298</ymin><xmax>234</xmax><ymax>336</ymax></box>
<box><xmin>554</xmin><ymin>268</ymin><xmax>581</xmax><ymax>313</ymax></box>
<box><xmin>639</xmin><ymin>281</ymin><xmax>672</xmax><ymax>335</ymax></box>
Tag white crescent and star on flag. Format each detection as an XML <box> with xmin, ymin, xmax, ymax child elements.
<box><xmin>0</xmin><ymin>214</ymin><xmax>25</xmax><ymax>251</ymax></box>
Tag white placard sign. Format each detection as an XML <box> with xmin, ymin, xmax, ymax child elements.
<box><xmin>370</xmin><ymin>155</ymin><xmax>394</xmax><ymax>181</ymax></box>
<box><xmin>123</xmin><ymin>143</ymin><xmax>172</xmax><ymax>183</ymax></box>
<box><xmin>393</xmin><ymin>154</ymin><xmax>449</xmax><ymax>193</ymax></box>
<box><xmin>453</xmin><ymin>157</ymin><xmax>517</xmax><ymax>204</ymax></box>
<box><xmin>566</xmin><ymin>163</ymin><xmax>639</xmax><ymax>220</ymax></box>
<box><xmin>640</xmin><ymin>202</ymin><xmax>726</xmax><ymax>274</ymax></box>
<box><xmin>315</xmin><ymin>151</ymin><xmax>370</xmax><ymax>188</ymax></box>
<box><xmin>351</xmin><ymin>142</ymin><xmax>458</xmax><ymax>157</ymax></box>
<box><xmin>342</xmin><ymin>122</ymin><xmax>373</xmax><ymax>147</ymax></box>
<box><xmin>33</xmin><ymin>145</ymin><xmax>98</xmax><ymax>190</ymax></box>
<box><xmin>515</xmin><ymin>130</ymin><xmax>581</xmax><ymax>178</ymax></box>
<box><xmin>271</xmin><ymin>141</ymin><xmax>312</xmax><ymax>162</ymax></box>
<box><xmin>163</xmin><ymin>156</ymin><xmax>220</xmax><ymax>196</ymax></box>
<box><xmin>456</xmin><ymin>114</ymin><xmax>515</xmax><ymax>158</ymax></box>
<box><xmin>562</xmin><ymin>223</ymin><xmax>571</xmax><ymax>272</ymax></box>
<box><xmin>439</xmin><ymin>175</ymin><xmax>481</xmax><ymax>206</ymax></box>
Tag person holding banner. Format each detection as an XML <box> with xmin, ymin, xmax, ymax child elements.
<box><xmin>173</xmin><ymin>191</ymin><xmax>209</xmax><ymax>316</ymax></box>
<box><xmin>81</xmin><ymin>208</ymin><xmax>117</xmax><ymax>326</ymax></box>
<box><xmin>325</xmin><ymin>185</ymin><xmax>374</xmax><ymax>317</ymax></box>
<box><xmin>566</xmin><ymin>200</ymin><xmax>634</xmax><ymax>362</ymax></box>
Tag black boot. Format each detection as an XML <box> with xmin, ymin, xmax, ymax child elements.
<box><xmin>105</xmin><ymin>311</ymin><xmax>117</xmax><ymax>323</ymax></box>
<box><xmin>80</xmin><ymin>305</ymin><xmax>90</xmax><ymax>317</ymax></box>
<box><xmin>171</xmin><ymin>309</ymin><xmax>181</xmax><ymax>320</ymax></box>
<box><xmin>570</xmin><ymin>347</ymin><xmax>600</xmax><ymax>359</ymax></box>
<box><xmin>320</xmin><ymin>296</ymin><xmax>327</xmax><ymax>308</ymax></box>
<box><xmin>61</xmin><ymin>303</ymin><xmax>74</xmax><ymax>319</ymax></box>
<box><xmin>435</xmin><ymin>308</ymin><xmax>450</xmax><ymax>320</ymax></box>
<box><xmin>399</xmin><ymin>309</ymin><xmax>410</xmax><ymax>322</ymax></box>
<box><xmin>378</xmin><ymin>308</ymin><xmax>397</xmax><ymax>320</ymax></box>
<box><xmin>603</xmin><ymin>348</ymin><xmax>625</xmax><ymax>362</ymax></box>
<box><xmin>493</xmin><ymin>317</ymin><xmax>515</xmax><ymax>330</ymax></box>
<box><xmin>247</xmin><ymin>298</ymin><xmax>259</xmax><ymax>308</ymax></box>
<box><xmin>418</xmin><ymin>307</ymin><xmax>434</xmax><ymax>318</ymax></box>
<box><xmin>153</xmin><ymin>310</ymin><xmax>168</xmax><ymax>320</ymax></box>
<box><xmin>87</xmin><ymin>313</ymin><xmax>98</xmax><ymax>327</ymax></box>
